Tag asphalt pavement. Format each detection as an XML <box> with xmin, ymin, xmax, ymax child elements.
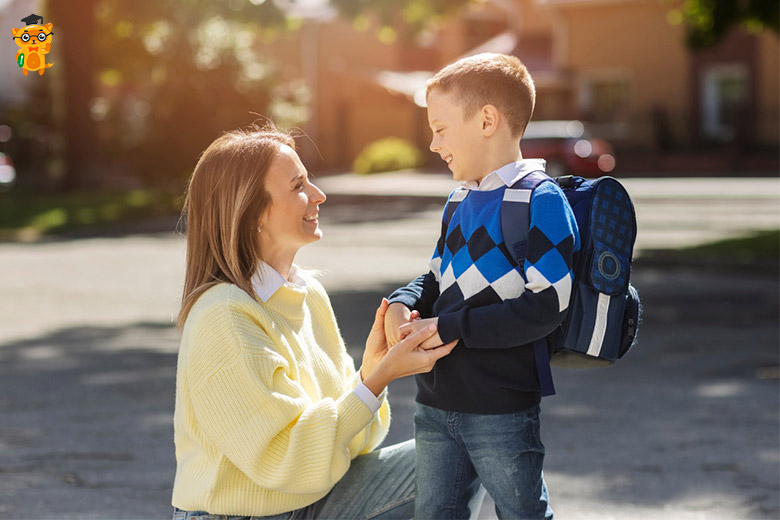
<box><xmin>0</xmin><ymin>173</ymin><xmax>778</xmax><ymax>519</ymax></box>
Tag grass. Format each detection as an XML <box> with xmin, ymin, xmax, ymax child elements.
<box><xmin>638</xmin><ymin>230</ymin><xmax>779</xmax><ymax>271</ymax></box>
<box><xmin>0</xmin><ymin>188</ymin><xmax>183</xmax><ymax>241</ymax></box>
<box><xmin>680</xmin><ymin>229</ymin><xmax>779</xmax><ymax>258</ymax></box>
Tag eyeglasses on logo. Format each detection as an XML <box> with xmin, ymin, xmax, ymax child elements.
<box><xmin>11</xmin><ymin>14</ymin><xmax>54</xmax><ymax>76</ymax></box>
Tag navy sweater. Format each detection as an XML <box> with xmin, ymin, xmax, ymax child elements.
<box><xmin>389</xmin><ymin>163</ymin><xmax>580</xmax><ymax>414</ymax></box>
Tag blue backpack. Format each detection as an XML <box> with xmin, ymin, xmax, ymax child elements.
<box><xmin>500</xmin><ymin>172</ymin><xmax>641</xmax><ymax>396</ymax></box>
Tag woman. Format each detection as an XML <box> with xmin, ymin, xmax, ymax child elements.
<box><xmin>171</xmin><ymin>126</ymin><xmax>456</xmax><ymax>520</ymax></box>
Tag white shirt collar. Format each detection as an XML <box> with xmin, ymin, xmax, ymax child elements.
<box><xmin>461</xmin><ymin>158</ymin><xmax>547</xmax><ymax>191</ymax></box>
<box><xmin>251</xmin><ymin>261</ymin><xmax>308</xmax><ymax>302</ymax></box>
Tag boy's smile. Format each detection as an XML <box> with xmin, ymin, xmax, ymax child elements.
<box><xmin>426</xmin><ymin>88</ymin><xmax>489</xmax><ymax>184</ymax></box>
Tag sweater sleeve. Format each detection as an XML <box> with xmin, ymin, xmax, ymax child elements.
<box><xmin>437</xmin><ymin>181</ymin><xmax>580</xmax><ymax>348</ymax></box>
<box><xmin>187</xmin><ymin>299</ymin><xmax>378</xmax><ymax>496</ymax></box>
<box><xmin>387</xmin><ymin>271</ymin><xmax>439</xmax><ymax>318</ymax></box>
<box><xmin>304</xmin><ymin>277</ymin><xmax>390</xmax><ymax>457</ymax></box>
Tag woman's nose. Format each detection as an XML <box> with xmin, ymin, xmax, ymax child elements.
<box><xmin>429</xmin><ymin>136</ymin><xmax>439</xmax><ymax>153</ymax></box>
<box><xmin>310</xmin><ymin>183</ymin><xmax>326</xmax><ymax>204</ymax></box>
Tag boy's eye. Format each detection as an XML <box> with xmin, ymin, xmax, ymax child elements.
<box><xmin>435</xmin><ymin>128</ymin><xmax>444</xmax><ymax>135</ymax></box>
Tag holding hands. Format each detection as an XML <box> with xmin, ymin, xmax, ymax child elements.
<box><xmin>361</xmin><ymin>299</ymin><xmax>456</xmax><ymax>397</ymax></box>
<box><xmin>384</xmin><ymin>302</ymin><xmax>445</xmax><ymax>350</ymax></box>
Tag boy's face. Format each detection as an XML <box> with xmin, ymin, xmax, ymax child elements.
<box><xmin>427</xmin><ymin>88</ymin><xmax>487</xmax><ymax>183</ymax></box>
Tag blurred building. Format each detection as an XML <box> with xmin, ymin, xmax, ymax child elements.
<box><xmin>272</xmin><ymin>0</ymin><xmax>779</xmax><ymax>173</ymax></box>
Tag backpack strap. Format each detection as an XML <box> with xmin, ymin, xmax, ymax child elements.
<box><xmin>500</xmin><ymin>170</ymin><xmax>556</xmax><ymax>397</ymax></box>
<box><xmin>534</xmin><ymin>338</ymin><xmax>555</xmax><ymax>397</ymax></box>
<box><xmin>501</xmin><ymin>171</ymin><xmax>552</xmax><ymax>266</ymax></box>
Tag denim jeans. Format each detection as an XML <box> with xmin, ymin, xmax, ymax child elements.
<box><xmin>172</xmin><ymin>439</ymin><xmax>415</xmax><ymax>520</ymax></box>
<box><xmin>414</xmin><ymin>403</ymin><xmax>553</xmax><ymax>520</ymax></box>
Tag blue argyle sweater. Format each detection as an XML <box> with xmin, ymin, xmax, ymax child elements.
<box><xmin>389</xmin><ymin>160</ymin><xmax>580</xmax><ymax>414</ymax></box>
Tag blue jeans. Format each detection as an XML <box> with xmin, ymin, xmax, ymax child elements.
<box><xmin>414</xmin><ymin>403</ymin><xmax>553</xmax><ymax>520</ymax></box>
<box><xmin>172</xmin><ymin>439</ymin><xmax>415</xmax><ymax>520</ymax></box>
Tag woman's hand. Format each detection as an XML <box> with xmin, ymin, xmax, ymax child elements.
<box><xmin>398</xmin><ymin>317</ymin><xmax>443</xmax><ymax>350</ymax></box>
<box><xmin>361</xmin><ymin>300</ymin><xmax>456</xmax><ymax>397</ymax></box>
<box><xmin>361</xmin><ymin>298</ymin><xmax>392</xmax><ymax>379</ymax></box>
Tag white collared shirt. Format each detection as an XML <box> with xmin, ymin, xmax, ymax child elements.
<box><xmin>461</xmin><ymin>158</ymin><xmax>547</xmax><ymax>191</ymax></box>
<box><xmin>251</xmin><ymin>260</ymin><xmax>383</xmax><ymax>413</ymax></box>
<box><xmin>251</xmin><ymin>261</ymin><xmax>309</xmax><ymax>303</ymax></box>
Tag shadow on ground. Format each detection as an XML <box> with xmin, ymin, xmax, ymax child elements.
<box><xmin>0</xmin><ymin>268</ymin><xmax>777</xmax><ymax>519</ymax></box>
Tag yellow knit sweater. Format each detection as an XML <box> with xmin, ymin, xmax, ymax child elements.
<box><xmin>171</xmin><ymin>277</ymin><xmax>390</xmax><ymax>515</ymax></box>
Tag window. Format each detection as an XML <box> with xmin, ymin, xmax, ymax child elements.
<box><xmin>701</xmin><ymin>64</ymin><xmax>749</xmax><ymax>141</ymax></box>
<box><xmin>580</xmin><ymin>73</ymin><xmax>632</xmax><ymax>125</ymax></box>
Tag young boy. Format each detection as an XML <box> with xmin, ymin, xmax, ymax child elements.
<box><xmin>385</xmin><ymin>53</ymin><xmax>580</xmax><ymax>519</ymax></box>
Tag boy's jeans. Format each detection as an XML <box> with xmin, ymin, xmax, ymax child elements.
<box><xmin>414</xmin><ymin>402</ymin><xmax>553</xmax><ymax>520</ymax></box>
<box><xmin>172</xmin><ymin>439</ymin><xmax>414</xmax><ymax>520</ymax></box>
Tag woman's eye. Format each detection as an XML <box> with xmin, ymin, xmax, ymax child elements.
<box><xmin>295</xmin><ymin>182</ymin><xmax>304</xmax><ymax>191</ymax></box>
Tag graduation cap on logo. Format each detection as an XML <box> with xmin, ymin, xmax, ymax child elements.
<box><xmin>21</xmin><ymin>14</ymin><xmax>44</xmax><ymax>26</ymax></box>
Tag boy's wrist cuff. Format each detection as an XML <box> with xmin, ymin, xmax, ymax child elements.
<box><xmin>436</xmin><ymin>312</ymin><xmax>460</xmax><ymax>345</ymax></box>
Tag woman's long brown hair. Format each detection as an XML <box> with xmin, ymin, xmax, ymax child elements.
<box><xmin>177</xmin><ymin>126</ymin><xmax>294</xmax><ymax>328</ymax></box>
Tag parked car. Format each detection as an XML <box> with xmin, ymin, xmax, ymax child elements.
<box><xmin>0</xmin><ymin>152</ymin><xmax>16</xmax><ymax>187</ymax></box>
<box><xmin>521</xmin><ymin>120</ymin><xmax>616</xmax><ymax>177</ymax></box>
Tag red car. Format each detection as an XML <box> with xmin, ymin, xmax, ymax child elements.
<box><xmin>520</xmin><ymin>120</ymin><xmax>616</xmax><ymax>177</ymax></box>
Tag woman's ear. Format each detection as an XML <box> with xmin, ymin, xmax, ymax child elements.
<box><xmin>256</xmin><ymin>213</ymin><xmax>266</xmax><ymax>233</ymax></box>
<box><xmin>480</xmin><ymin>104</ymin><xmax>500</xmax><ymax>137</ymax></box>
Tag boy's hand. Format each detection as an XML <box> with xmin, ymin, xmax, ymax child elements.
<box><xmin>384</xmin><ymin>302</ymin><xmax>420</xmax><ymax>346</ymax></box>
<box><xmin>399</xmin><ymin>317</ymin><xmax>447</xmax><ymax>350</ymax></box>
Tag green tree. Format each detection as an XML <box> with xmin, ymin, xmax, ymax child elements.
<box><xmin>45</xmin><ymin>0</ymin><xmax>473</xmax><ymax>190</ymax></box>
<box><xmin>330</xmin><ymin>0</ymin><xmax>471</xmax><ymax>41</ymax></box>
<box><xmin>91</xmin><ymin>0</ymin><xmax>297</xmax><ymax>186</ymax></box>
<box><xmin>668</xmin><ymin>0</ymin><xmax>779</xmax><ymax>48</ymax></box>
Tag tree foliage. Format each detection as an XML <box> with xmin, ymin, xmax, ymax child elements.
<box><xmin>668</xmin><ymin>0</ymin><xmax>779</xmax><ymax>48</ymax></box>
<box><xmin>40</xmin><ymin>0</ymin><xmax>474</xmax><ymax>189</ymax></box>
<box><xmin>90</xmin><ymin>0</ymin><xmax>305</xmax><ymax>185</ymax></box>
<box><xmin>329</xmin><ymin>0</ymin><xmax>472</xmax><ymax>41</ymax></box>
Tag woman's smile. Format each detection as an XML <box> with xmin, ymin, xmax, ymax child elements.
<box><xmin>258</xmin><ymin>145</ymin><xmax>327</xmax><ymax>270</ymax></box>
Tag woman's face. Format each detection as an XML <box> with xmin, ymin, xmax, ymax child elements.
<box><xmin>258</xmin><ymin>145</ymin><xmax>326</xmax><ymax>260</ymax></box>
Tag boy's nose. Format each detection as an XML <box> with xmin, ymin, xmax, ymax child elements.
<box><xmin>429</xmin><ymin>137</ymin><xmax>439</xmax><ymax>153</ymax></box>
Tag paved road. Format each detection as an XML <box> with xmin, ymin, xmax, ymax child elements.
<box><xmin>0</xmin><ymin>175</ymin><xmax>777</xmax><ymax>519</ymax></box>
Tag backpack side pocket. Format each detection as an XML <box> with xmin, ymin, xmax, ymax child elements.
<box><xmin>618</xmin><ymin>283</ymin><xmax>641</xmax><ymax>358</ymax></box>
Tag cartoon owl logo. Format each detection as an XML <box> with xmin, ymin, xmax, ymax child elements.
<box><xmin>11</xmin><ymin>14</ymin><xmax>54</xmax><ymax>76</ymax></box>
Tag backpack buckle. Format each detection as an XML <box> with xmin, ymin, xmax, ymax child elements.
<box><xmin>557</xmin><ymin>175</ymin><xmax>576</xmax><ymax>188</ymax></box>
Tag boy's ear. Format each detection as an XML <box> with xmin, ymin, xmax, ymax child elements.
<box><xmin>480</xmin><ymin>104</ymin><xmax>500</xmax><ymax>137</ymax></box>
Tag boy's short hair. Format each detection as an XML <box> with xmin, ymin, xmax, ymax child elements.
<box><xmin>426</xmin><ymin>53</ymin><xmax>536</xmax><ymax>138</ymax></box>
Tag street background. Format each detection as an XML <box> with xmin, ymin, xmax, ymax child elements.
<box><xmin>1</xmin><ymin>173</ymin><xmax>778</xmax><ymax>519</ymax></box>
